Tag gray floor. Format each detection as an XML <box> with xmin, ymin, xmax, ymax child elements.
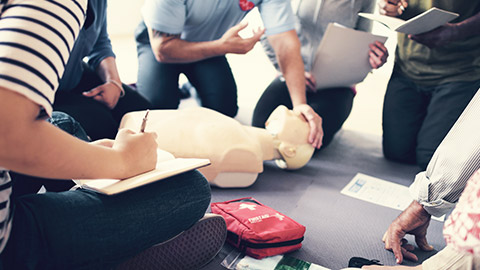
<box><xmin>203</xmin><ymin>129</ymin><xmax>447</xmax><ymax>270</ymax></box>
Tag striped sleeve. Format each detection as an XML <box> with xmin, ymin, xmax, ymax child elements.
<box><xmin>409</xmin><ymin>89</ymin><xmax>480</xmax><ymax>217</ymax></box>
<box><xmin>0</xmin><ymin>0</ymin><xmax>87</xmax><ymax>116</ymax></box>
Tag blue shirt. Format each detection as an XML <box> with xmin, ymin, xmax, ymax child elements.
<box><xmin>141</xmin><ymin>0</ymin><xmax>296</xmax><ymax>42</ymax></box>
<box><xmin>58</xmin><ymin>0</ymin><xmax>114</xmax><ymax>91</ymax></box>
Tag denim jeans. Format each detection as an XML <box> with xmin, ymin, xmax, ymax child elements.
<box><xmin>135</xmin><ymin>22</ymin><xmax>238</xmax><ymax>118</ymax></box>
<box><xmin>3</xmin><ymin>112</ymin><xmax>212</xmax><ymax>269</ymax></box>
<box><xmin>4</xmin><ymin>170</ymin><xmax>210</xmax><ymax>270</ymax></box>
<box><xmin>11</xmin><ymin>112</ymin><xmax>90</xmax><ymax>198</ymax></box>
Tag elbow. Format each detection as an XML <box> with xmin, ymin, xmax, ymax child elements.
<box><xmin>151</xmin><ymin>43</ymin><xmax>173</xmax><ymax>63</ymax></box>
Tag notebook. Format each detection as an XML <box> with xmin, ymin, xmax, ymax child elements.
<box><xmin>74</xmin><ymin>149</ymin><xmax>210</xmax><ymax>195</ymax></box>
<box><xmin>358</xmin><ymin>7</ymin><xmax>459</xmax><ymax>35</ymax></box>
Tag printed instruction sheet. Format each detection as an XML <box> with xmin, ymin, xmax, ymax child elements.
<box><xmin>341</xmin><ymin>173</ymin><xmax>444</xmax><ymax>222</ymax></box>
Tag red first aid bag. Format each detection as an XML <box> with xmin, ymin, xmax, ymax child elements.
<box><xmin>211</xmin><ymin>197</ymin><xmax>306</xmax><ymax>259</ymax></box>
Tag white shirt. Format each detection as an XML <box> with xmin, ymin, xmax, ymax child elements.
<box><xmin>410</xmin><ymin>89</ymin><xmax>480</xmax><ymax>217</ymax></box>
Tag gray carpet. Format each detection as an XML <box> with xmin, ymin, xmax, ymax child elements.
<box><xmin>203</xmin><ymin>129</ymin><xmax>447</xmax><ymax>270</ymax></box>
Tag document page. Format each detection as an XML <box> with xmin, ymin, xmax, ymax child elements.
<box><xmin>341</xmin><ymin>173</ymin><xmax>444</xmax><ymax>222</ymax></box>
<box><xmin>311</xmin><ymin>23</ymin><xmax>387</xmax><ymax>89</ymax></box>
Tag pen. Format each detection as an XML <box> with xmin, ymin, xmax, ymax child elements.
<box><xmin>140</xmin><ymin>109</ymin><xmax>149</xmax><ymax>133</ymax></box>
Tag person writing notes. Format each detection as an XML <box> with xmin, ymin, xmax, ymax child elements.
<box><xmin>252</xmin><ymin>0</ymin><xmax>389</xmax><ymax>149</ymax></box>
<box><xmin>135</xmin><ymin>0</ymin><xmax>323</xmax><ymax>149</ymax></box>
<box><xmin>378</xmin><ymin>0</ymin><xmax>480</xmax><ymax>170</ymax></box>
<box><xmin>0</xmin><ymin>0</ymin><xmax>224</xmax><ymax>268</ymax></box>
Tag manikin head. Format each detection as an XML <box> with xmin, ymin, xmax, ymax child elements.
<box><xmin>265</xmin><ymin>105</ymin><xmax>315</xmax><ymax>170</ymax></box>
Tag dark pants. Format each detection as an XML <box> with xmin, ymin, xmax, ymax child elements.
<box><xmin>53</xmin><ymin>63</ymin><xmax>152</xmax><ymax>141</ymax></box>
<box><xmin>4</xmin><ymin>112</ymin><xmax>212</xmax><ymax>269</ymax></box>
<box><xmin>4</xmin><ymin>170</ymin><xmax>210</xmax><ymax>270</ymax></box>
<box><xmin>252</xmin><ymin>77</ymin><xmax>355</xmax><ymax>148</ymax></box>
<box><xmin>382</xmin><ymin>69</ymin><xmax>480</xmax><ymax>170</ymax></box>
<box><xmin>135</xmin><ymin>22</ymin><xmax>238</xmax><ymax>117</ymax></box>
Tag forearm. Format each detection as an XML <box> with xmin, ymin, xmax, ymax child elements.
<box><xmin>96</xmin><ymin>56</ymin><xmax>121</xmax><ymax>84</ymax></box>
<box><xmin>0</xmin><ymin>89</ymin><xmax>128</xmax><ymax>180</ymax></box>
<box><xmin>410</xmin><ymin>91</ymin><xmax>480</xmax><ymax>217</ymax></box>
<box><xmin>452</xmin><ymin>11</ymin><xmax>480</xmax><ymax>40</ymax></box>
<box><xmin>269</xmin><ymin>30</ymin><xmax>307</xmax><ymax>106</ymax></box>
<box><xmin>149</xmin><ymin>29</ymin><xmax>224</xmax><ymax>63</ymax></box>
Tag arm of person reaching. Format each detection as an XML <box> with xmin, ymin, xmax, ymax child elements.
<box><xmin>409</xmin><ymin>11</ymin><xmax>480</xmax><ymax>48</ymax></box>
<box><xmin>147</xmin><ymin>22</ymin><xmax>265</xmax><ymax>63</ymax></box>
<box><xmin>382</xmin><ymin>90</ymin><xmax>480</xmax><ymax>264</ymax></box>
<box><xmin>82</xmin><ymin>7</ymin><xmax>123</xmax><ymax>109</ymax></box>
<box><xmin>0</xmin><ymin>87</ymin><xmax>157</xmax><ymax>180</ymax></box>
<box><xmin>267</xmin><ymin>30</ymin><xmax>323</xmax><ymax>149</ymax></box>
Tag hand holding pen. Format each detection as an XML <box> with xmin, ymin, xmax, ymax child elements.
<box><xmin>378</xmin><ymin>0</ymin><xmax>408</xmax><ymax>17</ymax></box>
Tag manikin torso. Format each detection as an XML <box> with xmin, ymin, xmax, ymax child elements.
<box><xmin>120</xmin><ymin>106</ymin><xmax>314</xmax><ymax>187</ymax></box>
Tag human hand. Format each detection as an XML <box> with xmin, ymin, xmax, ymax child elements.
<box><xmin>408</xmin><ymin>24</ymin><xmax>457</xmax><ymax>48</ymax></box>
<box><xmin>112</xmin><ymin>129</ymin><xmax>158</xmax><ymax>178</ymax></box>
<box><xmin>82</xmin><ymin>81</ymin><xmax>123</xmax><ymax>109</ymax></box>
<box><xmin>90</xmin><ymin>139</ymin><xmax>114</xmax><ymax>148</ymax></box>
<box><xmin>378</xmin><ymin>0</ymin><xmax>408</xmax><ymax>17</ymax></box>
<box><xmin>293</xmin><ymin>104</ymin><xmax>323</xmax><ymax>149</ymax></box>
<box><xmin>362</xmin><ymin>265</ymin><xmax>422</xmax><ymax>269</ymax></box>
<box><xmin>382</xmin><ymin>201</ymin><xmax>433</xmax><ymax>264</ymax></box>
<box><xmin>219</xmin><ymin>21</ymin><xmax>265</xmax><ymax>54</ymax></box>
<box><xmin>304</xmin><ymin>72</ymin><xmax>317</xmax><ymax>92</ymax></box>
<box><xmin>369</xmin><ymin>41</ymin><xmax>389</xmax><ymax>69</ymax></box>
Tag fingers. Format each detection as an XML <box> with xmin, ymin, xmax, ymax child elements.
<box><xmin>415</xmin><ymin>235</ymin><xmax>434</xmax><ymax>252</ymax></box>
<box><xmin>383</xmin><ymin>227</ymin><xmax>405</xmax><ymax>264</ymax></box>
<box><xmin>82</xmin><ymin>88</ymin><xmax>102</xmax><ymax>97</ymax></box>
<box><xmin>251</xmin><ymin>27</ymin><xmax>265</xmax><ymax>40</ymax></box>
<box><xmin>304</xmin><ymin>72</ymin><xmax>317</xmax><ymax>92</ymax></box>
<box><xmin>231</xmin><ymin>21</ymin><xmax>249</xmax><ymax>34</ymax></box>
<box><xmin>368</xmin><ymin>41</ymin><xmax>389</xmax><ymax>69</ymax></box>
<box><xmin>378</xmin><ymin>0</ymin><xmax>405</xmax><ymax>16</ymax></box>
<box><xmin>304</xmin><ymin>111</ymin><xmax>323</xmax><ymax>149</ymax></box>
<box><xmin>401</xmin><ymin>246</ymin><xmax>418</xmax><ymax>262</ymax></box>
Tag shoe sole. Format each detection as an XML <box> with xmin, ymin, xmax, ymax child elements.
<box><xmin>116</xmin><ymin>214</ymin><xmax>227</xmax><ymax>270</ymax></box>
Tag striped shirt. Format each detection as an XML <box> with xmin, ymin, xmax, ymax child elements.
<box><xmin>0</xmin><ymin>0</ymin><xmax>86</xmax><ymax>253</ymax></box>
<box><xmin>410</xmin><ymin>89</ymin><xmax>480</xmax><ymax>217</ymax></box>
<box><xmin>0</xmin><ymin>0</ymin><xmax>86</xmax><ymax>116</ymax></box>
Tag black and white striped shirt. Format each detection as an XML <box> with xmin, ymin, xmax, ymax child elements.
<box><xmin>0</xmin><ymin>0</ymin><xmax>86</xmax><ymax>253</ymax></box>
<box><xmin>0</xmin><ymin>0</ymin><xmax>86</xmax><ymax>116</ymax></box>
<box><xmin>410</xmin><ymin>89</ymin><xmax>480</xmax><ymax>217</ymax></box>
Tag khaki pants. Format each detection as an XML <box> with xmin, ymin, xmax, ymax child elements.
<box><xmin>423</xmin><ymin>245</ymin><xmax>480</xmax><ymax>270</ymax></box>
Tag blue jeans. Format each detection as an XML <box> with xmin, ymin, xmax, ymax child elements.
<box><xmin>11</xmin><ymin>112</ymin><xmax>90</xmax><ymax>198</ymax></box>
<box><xmin>382</xmin><ymin>68</ymin><xmax>480</xmax><ymax>170</ymax></box>
<box><xmin>4</xmin><ymin>113</ymin><xmax>212</xmax><ymax>269</ymax></box>
<box><xmin>135</xmin><ymin>22</ymin><xmax>238</xmax><ymax>117</ymax></box>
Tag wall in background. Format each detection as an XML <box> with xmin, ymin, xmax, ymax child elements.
<box><xmin>107</xmin><ymin>0</ymin><xmax>144</xmax><ymax>36</ymax></box>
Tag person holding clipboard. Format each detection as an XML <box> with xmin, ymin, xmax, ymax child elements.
<box><xmin>253</xmin><ymin>0</ymin><xmax>389</xmax><ymax>150</ymax></box>
<box><xmin>379</xmin><ymin>0</ymin><xmax>480</xmax><ymax>170</ymax></box>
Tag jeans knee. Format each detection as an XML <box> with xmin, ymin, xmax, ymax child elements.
<box><xmin>48</xmin><ymin>112</ymin><xmax>90</xmax><ymax>141</ymax></box>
